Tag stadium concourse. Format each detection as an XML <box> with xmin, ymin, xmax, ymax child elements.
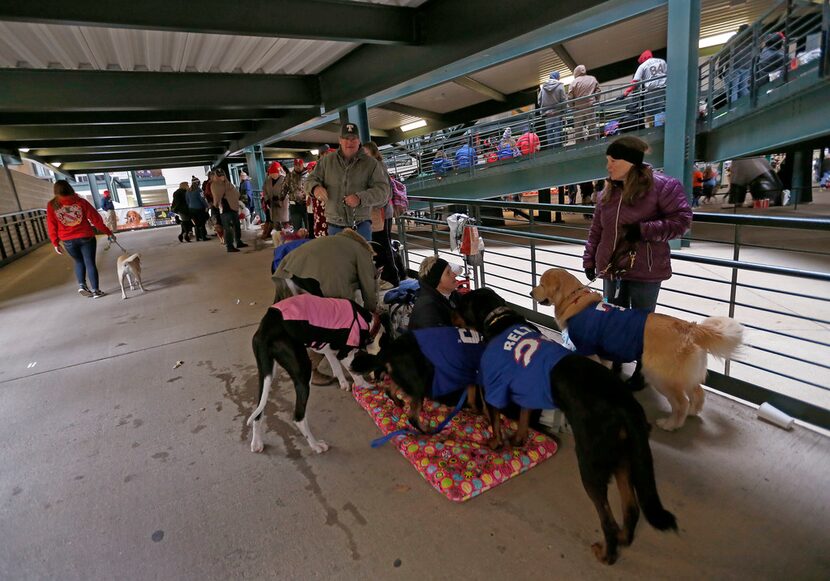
<box><xmin>0</xmin><ymin>226</ymin><xmax>827</xmax><ymax>580</ymax></box>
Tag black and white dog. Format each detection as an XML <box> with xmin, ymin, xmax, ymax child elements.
<box><xmin>247</xmin><ymin>294</ymin><xmax>383</xmax><ymax>454</ymax></box>
<box><xmin>457</xmin><ymin>288</ymin><xmax>676</xmax><ymax>565</ymax></box>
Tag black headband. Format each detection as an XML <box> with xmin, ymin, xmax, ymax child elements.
<box><xmin>606</xmin><ymin>142</ymin><xmax>645</xmax><ymax>166</ymax></box>
<box><xmin>422</xmin><ymin>258</ymin><xmax>448</xmax><ymax>289</ymax></box>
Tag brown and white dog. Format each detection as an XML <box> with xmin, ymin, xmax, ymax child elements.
<box><xmin>116</xmin><ymin>253</ymin><xmax>145</xmax><ymax>300</ymax></box>
<box><xmin>530</xmin><ymin>268</ymin><xmax>744</xmax><ymax>430</ymax></box>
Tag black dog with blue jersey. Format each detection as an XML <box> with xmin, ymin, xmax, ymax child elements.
<box><xmin>457</xmin><ymin>288</ymin><xmax>676</xmax><ymax>566</ymax></box>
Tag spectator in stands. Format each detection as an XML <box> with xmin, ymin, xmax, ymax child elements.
<box><xmin>692</xmin><ymin>166</ymin><xmax>704</xmax><ymax>207</ymax></box>
<box><xmin>516</xmin><ymin>124</ymin><xmax>541</xmax><ymax>156</ymax></box>
<box><xmin>568</xmin><ymin>65</ymin><xmax>601</xmax><ymax>141</ymax></box>
<box><xmin>187</xmin><ymin>177</ymin><xmax>210</xmax><ymax>241</ymax></box>
<box><xmin>701</xmin><ymin>165</ymin><xmax>719</xmax><ymax>203</ymax></box>
<box><xmin>409</xmin><ymin>256</ymin><xmax>464</xmax><ymax>330</ymax></box>
<box><xmin>757</xmin><ymin>32</ymin><xmax>786</xmax><ymax>89</ymax></box>
<box><xmin>724</xmin><ymin>25</ymin><xmax>752</xmax><ymax>104</ymax></box>
<box><xmin>261</xmin><ymin>161</ymin><xmax>287</xmax><ymax>240</ymax></box>
<box><xmin>537</xmin><ymin>71</ymin><xmax>567</xmax><ymax>147</ymax></box>
<box><xmin>363</xmin><ymin>141</ymin><xmax>400</xmax><ymax>287</ymax></box>
<box><xmin>171</xmin><ymin>181</ymin><xmax>192</xmax><ymax>243</ymax></box>
<box><xmin>497</xmin><ymin>128</ymin><xmax>517</xmax><ymax>160</ymax></box>
<box><xmin>284</xmin><ymin>159</ymin><xmax>308</xmax><ymax>232</ymax></box>
<box><xmin>432</xmin><ymin>150</ymin><xmax>454</xmax><ymax>177</ymax></box>
<box><xmin>47</xmin><ymin>180</ymin><xmax>115</xmax><ymax>299</ymax></box>
<box><xmin>212</xmin><ymin>168</ymin><xmax>247</xmax><ymax>252</ymax></box>
<box><xmin>584</xmin><ymin>136</ymin><xmax>691</xmax><ymax>385</ymax></box>
<box><xmin>455</xmin><ymin>140</ymin><xmax>476</xmax><ymax>169</ymax></box>
<box><xmin>306</xmin><ymin>123</ymin><xmax>390</xmax><ymax>241</ymax></box>
<box><xmin>624</xmin><ymin>50</ymin><xmax>667</xmax><ymax>127</ymax></box>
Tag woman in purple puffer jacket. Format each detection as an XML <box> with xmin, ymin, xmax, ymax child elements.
<box><xmin>583</xmin><ymin>136</ymin><xmax>692</xmax><ymax>313</ymax></box>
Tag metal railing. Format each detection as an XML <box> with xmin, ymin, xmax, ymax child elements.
<box><xmin>699</xmin><ymin>0</ymin><xmax>829</xmax><ymax>127</ymax></box>
<box><xmin>0</xmin><ymin>209</ymin><xmax>49</xmax><ymax>267</ymax></box>
<box><xmin>382</xmin><ymin>78</ymin><xmax>667</xmax><ymax>190</ymax></box>
<box><xmin>396</xmin><ymin>195</ymin><xmax>830</xmax><ymax>429</ymax></box>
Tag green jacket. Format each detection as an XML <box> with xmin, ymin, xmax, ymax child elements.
<box><xmin>272</xmin><ymin>229</ymin><xmax>378</xmax><ymax>311</ymax></box>
<box><xmin>306</xmin><ymin>150</ymin><xmax>390</xmax><ymax>227</ymax></box>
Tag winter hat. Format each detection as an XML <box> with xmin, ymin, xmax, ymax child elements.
<box><xmin>638</xmin><ymin>50</ymin><xmax>653</xmax><ymax>64</ymax></box>
<box><xmin>549</xmin><ymin>71</ymin><xmax>560</xmax><ymax>80</ymax></box>
<box><xmin>102</xmin><ymin>190</ymin><xmax>110</xmax><ymax>198</ymax></box>
<box><xmin>293</xmin><ymin>158</ymin><xmax>305</xmax><ymax>169</ymax></box>
<box><xmin>267</xmin><ymin>161</ymin><xmax>281</xmax><ymax>175</ymax></box>
<box><xmin>191</xmin><ymin>175</ymin><xmax>199</xmax><ymax>182</ymax></box>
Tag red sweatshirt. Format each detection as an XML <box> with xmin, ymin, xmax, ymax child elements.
<box><xmin>47</xmin><ymin>194</ymin><xmax>113</xmax><ymax>247</ymax></box>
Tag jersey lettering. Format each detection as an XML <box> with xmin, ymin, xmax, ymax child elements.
<box><xmin>502</xmin><ymin>325</ymin><xmax>533</xmax><ymax>350</ymax></box>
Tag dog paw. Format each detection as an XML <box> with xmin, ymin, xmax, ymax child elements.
<box><xmin>250</xmin><ymin>439</ymin><xmax>264</xmax><ymax>453</ymax></box>
<box><xmin>656</xmin><ymin>417</ymin><xmax>680</xmax><ymax>431</ymax></box>
<box><xmin>338</xmin><ymin>382</ymin><xmax>352</xmax><ymax>392</ymax></box>
<box><xmin>509</xmin><ymin>433</ymin><xmax>527</xmax><ymax>448</ymax></box>
<box><xmin>310</xmin><ymin>440</ymin><xmax>329</xmax><ymax>454</ymax></box>
<box><xmin>487</xmin><ymin>437</ymin><xmax>504</xmax><ymax>451</ymax></box>
<box><xmin>591</xmin><ymin>542</ymin><xmax>616</xmax><ymax>565</ymax></box>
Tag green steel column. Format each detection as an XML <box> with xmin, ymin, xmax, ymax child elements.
<box><xmin>86</xmin><ymin>173</ymin><xmax>102</xmax><ymax>209</ymax></box>
<box><xmin>664</xmin><ymin>0</ymin><xmax>700</xmax><ymax>248</ymax></box>
<box><xmin>129</xmin><ymin>171</ymin><xmax>143</xmax><ymax>206</ymax></box>
<box><xmin>791</xmin><ymin>147</ymin><xmax>813</xmax><ymax>205</ymax></box>
<box><xmin>347</xmin><ymin>101</ymin><xmax>371</xmax><ymax>144</ymax></box>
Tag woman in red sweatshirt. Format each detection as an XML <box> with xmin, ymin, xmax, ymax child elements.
<box><xmin>47</xmin><ymin>180</ymin><xmax>116</xmax><ymax>298</ymax></box>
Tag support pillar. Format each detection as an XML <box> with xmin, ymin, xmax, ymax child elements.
<box><xmin>347</xmin><ymin>101</ymin><xmax>371</xmax><ymax>143</ymax></box>
<box><xmin>129</xmin><ymin>171</ymin><xmax>143</xmax><ymax>206</ymax></box>
<box><xmin>791</xmin><ymin>147</ymin><xmax>813</xmax><ymax>206</ymax></box>
<box><xmin>664</xmin><ymin>0</ymin><xmax>700</xmax><ymax>248</ymax></box>
<box><xmin>86</xmin><ymin>173</ymin><xmax>102</xmax><ymax>209</ymax></box>
<box><xmin>538</xmin><ymin>187</ymin><xmax>551</xmax><ymax>222</ymax></box>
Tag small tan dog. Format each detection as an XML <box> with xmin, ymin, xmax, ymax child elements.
<box><xmin>530</xmin><ymin>268</ymin><xmax>744</xmax><ymax>430</ymax></box>
<box><xmin>117</xmin><ymin>253</ymin><xmax>145</xmax><ymax>300</ymax></box>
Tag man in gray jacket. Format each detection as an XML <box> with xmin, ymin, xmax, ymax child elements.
<box><xmin>306</xmin><ymin>123</ymin><xmax>390</xmax><ymax>241</ymax></box>
<box><xmin>568</xmin><ymin>65</ymin><xmax>601</xmax><ymax>142</ymax></box>
<box><xmin>537</xmin><ymin>71</ymin><xmax>568</xmax><ymax>148</ymax></box>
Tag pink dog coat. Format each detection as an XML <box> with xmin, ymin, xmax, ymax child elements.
<box><xmin>272</xmin><ymin>294</ymin><xmax>369</xmax><ymax>348</ymax></box>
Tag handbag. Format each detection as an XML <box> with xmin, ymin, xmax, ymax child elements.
<box><xmin>460</xmin><ymin>225</ymin><xmax>481</xmax><ymax>255</ymax></box>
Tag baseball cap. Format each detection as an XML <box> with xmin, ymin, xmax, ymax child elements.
<box><xmin>340</xmin><ymin>123</ymin><xmax>360</xmax><ymax>139</ymax></box>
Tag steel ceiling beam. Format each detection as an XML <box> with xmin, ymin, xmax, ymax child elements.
<box><xmin>452</xmin><ymin>76</ymin><xmax>507</xmax><ymax>102</ymax></box>
<box><xmin>41</xmin><ymin>148</ymin><xmax>226</xmax><ymax>164</ymax></box>
<box><xmin>0</xmin><ymin>121</ymin><xmax>254</xmax><ymax>141</ymax></box>
<box><xmin>0</xmin><ymin>69</ymin><xmax>320</xmax><ymax>112</ymax></box>
<box><xmin>0</xmin><ymin>109</ymin><xmax>287</xmax><ymax>126</ymax></box>
<box><xmin>62</xmin><ymin>156</ymin><xmax>213</xmax><ymax>172</ymax></box>
<box><xmin>29</xmin><ymin>143</ymin><xmax>223</xmax><ymax>156</ymax></box>
<box><xmin>551</xmin><ymin>45</ymin><xmax>578</xmax><ymax>72</ymax></box>
<box><xmin>0</xmin><ymin>0</ymin><xmax>417</xmax><ymax>45</ymax></box>
<box><xmin>4</xmin><ymin>135</ymin><xmax>232</xmax><ymax>150</ymax></box>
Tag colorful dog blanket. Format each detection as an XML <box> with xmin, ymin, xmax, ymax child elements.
<box><xmin>353</xmin><ymin>383</ymin><xmax>558</xmax><ymax>502</ymax></box>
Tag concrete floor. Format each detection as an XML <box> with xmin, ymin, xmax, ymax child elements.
<box><xmin>1</xmin><ymin>226</ymin><xmax>829</xmax><ymax>580</ymax></box>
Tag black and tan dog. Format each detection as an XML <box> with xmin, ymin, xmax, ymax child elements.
<box><xmin>457</xmin><ymin>288</ymin><xmax>677</xmax><ymax>565</ymax></box>
<box><xmin>247</xmin><ymin>294</ymin><xmax>383</xmax><ymax>454</ymax></box>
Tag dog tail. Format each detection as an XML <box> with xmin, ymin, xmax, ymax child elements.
<box><xmin>693</xmin><ymin>316</ymin><xmax>744</xmax><ymax>359</ymax></box>
<box><xmin>624</xmin><ymin>406</ymin><xmax>678</xmax><ymax>532</ymax></box>
<box><xmin>123</xmin><ymin>253</ymin><xmax>141</xmax><ymax>263</ymax></box>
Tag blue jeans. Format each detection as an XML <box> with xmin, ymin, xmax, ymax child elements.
<box><xmin>544</xmin><ymin>116</ymin><xmax>563</xmax><ymax>148</ymax></box>
<box><xmin>603</xmin><ymin>279</ymin><xmax>661</xmax><ymax>313</ymax></box>
<box><xmin>64</xmin><ymin>237</ymin><xmax>99</xmax><ymax>291</ymax></box>
<box><xmin>328</xmin><ymin>220</ymin><xmax>372</xmax><ymax>242</ymax></box>
<box><xmin>728</xmin><ymin>68</ymin><xmax>750</xmax><ymax>103</ymax></box>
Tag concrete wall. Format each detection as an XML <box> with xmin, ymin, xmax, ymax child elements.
<box><xmin>0</xmin><ymin>166</ymin><xmax>54</xmax><ymax>214</ymax></box>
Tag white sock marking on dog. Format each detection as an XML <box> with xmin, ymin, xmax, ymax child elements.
<box><xmin>295</xmin><ymin>417</ymin><xmax>329</xmax><ymax>453</ymax></box>
<box><xmin>342</xmin><ymin>352</ymin><xmax>370</xmax><ymax>389</ymax></box>
<box><xmin>250</xmin><ymin>419</ymin><xmax>264</xmax><ymax>453</ymax></box>
<box><xmin>321</xmin><ymin>348</ymin><xmax>350</xmax><ymax>390</ymax></box>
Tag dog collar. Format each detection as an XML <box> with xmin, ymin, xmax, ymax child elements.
<box><xmin>483</xmin><ymin>306</ymin><xmax>512</xmax><ymax>327</ymax></box>
<box><xmin>563</xmin><ymin>286</ymin><xmax>594</xmax><ymax>306</ymax></box>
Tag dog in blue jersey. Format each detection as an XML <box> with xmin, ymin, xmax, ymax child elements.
<box><xmin>531</xmin><ymin>268</ymin><xmax>744</xmax><ymax>431</ymax></box>
<box><xmin>351</xmin><ymin>325</ymin><xmax>485</xmax><ymax>431</ymax></box>
<box><xmin>457</xmin><ymin>288</ymin><xmax>676</xmax><ymax>565</ymax></box>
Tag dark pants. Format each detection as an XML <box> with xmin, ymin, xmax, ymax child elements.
<box><xmin>64</xmin><ymin>237</ymin><xmax>100</xmax><ymax>291</ymax></box>
<box><xmin>220</xmin><ymin>211</ymin><xmax>243</xmax><ymax>249</ymax></box>
<box><xmin>603</xmin><ymin>279</ymin><xmax>661</xmax><ymax>313</ymax></box>
<box><xmin>289</xmin><ymin>203</ymin><xmax>307</xmax><ymax>232</ymax></box>
<box><xmin>179</xmin><ymin>212</ymin><xmax>193</xmax><ymax>239</ymax></box>
<box><xmin>189</xmin><ymin>209</ymin><xmax>208</xmax><ymax>240</ymax></box>
<box><xmin>372</xmin><ymin>218</ymin><xmax>400</xmax><ymax>287</ymax></box>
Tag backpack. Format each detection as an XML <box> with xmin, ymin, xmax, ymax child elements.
<box><xmin>390</xmin><ymin>177</ymin><xmax>408</xmax><ymax>215</ymax></box>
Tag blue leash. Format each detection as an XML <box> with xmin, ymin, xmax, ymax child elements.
<box><xmin>370</xmin><ymin>390</ymin><xmax>468</xmax><ymax>448</ymax></box>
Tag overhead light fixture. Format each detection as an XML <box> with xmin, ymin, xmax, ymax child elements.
<box><xmin>51</xmin><ymin>162</ymin><xmax>62</xmax><ymax>168</ymax></box>
<box><xmin>19</xmin><ymin>147</ymin><xmax>30</xmax><ymax>153</ymax></box>
<box><xmin>699</xmin><ymin>31</ymin><xmax>737</xmax><ymax>49</ymax></box>
<box><xmin>310</xmin><ymin>149</ymin><xmax>319</xmax><ymax>156</ymax></box>
<box><xmin>400</xmin><ymin>119</ymin><xmax>427</xmax><ymax>132</ymax></box>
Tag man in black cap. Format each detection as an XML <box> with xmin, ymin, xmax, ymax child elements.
<box><xmin>305</xmin><ymin>123</ymin><xmax>390</xmax><ymax>241</ymax></box>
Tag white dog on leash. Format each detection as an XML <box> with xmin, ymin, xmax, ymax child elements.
<box><xmin>117</xmin><ymin>253</ymin><xmax>145</xmax><ymax>299</ymax></box>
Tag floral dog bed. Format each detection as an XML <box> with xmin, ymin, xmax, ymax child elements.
<box><xmin>353</xmin><ymin>384</ymin><xmax>558</xmax><ymax>502</ymax></box>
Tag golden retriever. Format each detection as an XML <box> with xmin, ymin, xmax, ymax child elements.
<box><xmin>530</xmin><ymin>268</ymin><xmax>744</xmax><ymax>430</ymax></box>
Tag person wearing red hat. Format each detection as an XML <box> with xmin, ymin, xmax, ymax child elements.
<box><xmin>99</xmin><ymin>189</ymin><xmax>118</xmax><ymax>234</ymax></box>
<box><xmin>261</xmin><ymin>161</ymin><xmax>287</xmax><ymax>240</ymax></box>
<box><xmin>623</xmin><ymin>50</ymin><xmax>667</xmax><ymax>127</ymax></box>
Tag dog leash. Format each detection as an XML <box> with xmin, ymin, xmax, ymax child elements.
<box><xmin>370</xmin><ymin>390</ymin><xmax>468</xmax><ymax>448</ymax></box>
